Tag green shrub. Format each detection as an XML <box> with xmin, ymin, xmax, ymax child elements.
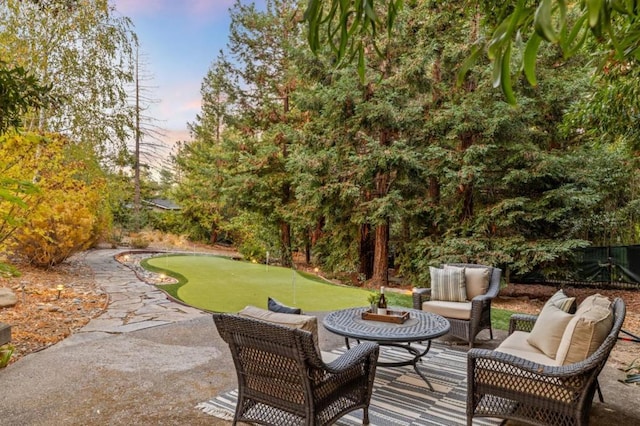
<box><xmin>0</xmin><ymin>263</ymin><xmax>21</xmax><ymax>278</ymax></box>
<box><xmin>148</xmin><ymin>210</ymin><xmax>185</xmax><ymax>234</ymax></box>
<box><xmin>130</xmin><ymin>237</ymin><xmax>149</xmax><ymax>249</ymax></box>
<box><xmin>620</xmin><ymin>358</ymin><xmax>640</xmax><ymax>385</ymax></box>
<box><xmin>0</xmin><ymin>344</ymin><xmax>14</xmax><ymax>368</ymax></box>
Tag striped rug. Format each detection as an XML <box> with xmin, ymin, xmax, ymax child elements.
<box><xmin>196</xmin><ymin>342</ymin><xmax>501</xmax><ymax>425</ymax></box>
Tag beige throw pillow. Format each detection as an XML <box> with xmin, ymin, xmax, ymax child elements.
<box><xmin>545</xmin><ymin>289</ymin><xmax>577</xmax><ymax>313</ymax></box>
<box><xmin>430</xmin><ymin>266</ymin><xmax>467</xmax><ymax>302</ymax></box>
<box><xmin>463</xmin><ymin>267</ymin><xmax>491</xmax><ymax>299</ymax></box>
<box><xmin>526</xmin><ymin>304</ymin><xmax>574</xmax><ymax>359</ymax></box>
<box><xmin>576</xmin><ymin>293</ymin><xmax>611</xmax><ymax>314</ymax></box>
<box><xmin>555</xmin><ymin>295</ymin><xmax>613</xmax><ymax>365</ymax></box>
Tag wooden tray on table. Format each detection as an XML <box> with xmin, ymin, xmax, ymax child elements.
<box><xmin>361</xmin><ymin>309</ymin><xmax>410</xmax><ymax>324</ymax></box>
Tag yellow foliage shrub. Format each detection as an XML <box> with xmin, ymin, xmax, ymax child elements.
<box><xmin>0</xmin><ymin>132</ymin><xmax>109</xmax><ymax>267</ymax></box>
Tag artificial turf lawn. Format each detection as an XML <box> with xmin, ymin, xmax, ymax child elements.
<box><xmin>143</xmin><ymin>254</ymin><xmax>516</xmax><ymax>329</ymax></box>
<box><xmin>144</xmin><ymin>254</ymin><xmax>373</xmax><ymax>312</ymax></box>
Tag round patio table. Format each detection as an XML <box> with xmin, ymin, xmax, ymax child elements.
<box><xmin>323</xmin><ymin>306</ymin><xmax>450</xmax><ymax>391</ymax></box>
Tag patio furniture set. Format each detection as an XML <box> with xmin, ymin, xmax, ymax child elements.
<box><xmin>213</xmin><ymin>263</ymin><xmax>626</xmax><ymax>426</ymax></box>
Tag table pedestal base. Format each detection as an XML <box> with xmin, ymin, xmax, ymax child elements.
<box><xmin>346</xmin><ymin>338</ymin><xmax>436</xmax><ymax>391</ymax></box>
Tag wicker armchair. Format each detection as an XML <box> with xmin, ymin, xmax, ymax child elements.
<box><xmin>213</xmin><ymin>313</ymin><xmax>379</xmax><ymax>426</ymax></box>
<box><xmin>466</xmin><ymin>297</ymin><xmax>626</xmax><ymax>426</ymax></box>
<box><xmin>413</xmin><ymin>263</ymin><xmax>502</xmax><ymax>348</ymax></box>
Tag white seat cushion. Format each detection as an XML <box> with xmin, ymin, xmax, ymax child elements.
<box><xmin>488</xmin><ymin>333</ymin><xmax>568</xmax><ymax>402</ymax></box>
<box><xmin>496</xmin><ymin>331</ymin><xmax>559</xmax><ymax>366</ymax></box>
<box><xmin>421</xmin><ymin>300</ymin><xmax>471</xmax><ymax>320</ymax></box>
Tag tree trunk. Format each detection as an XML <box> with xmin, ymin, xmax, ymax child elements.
<box><xmin>304</xmin><ymin>229</ymin><xmax>311</xmax><ymax>264</ymax></box>
<box><xmin>429</xmin><ymin>176</ymin><xmax>440</xmax><ymax>202</ymax></box>
<box><xmin>133</xmin><ymin>46</ymin><xmax>141</xmax><ymax>231</ymax></box>
<box><xmin>371</xmin><ymin>121</ymin><xmax>392</xmax><ymax>286</ymax></box>
<box><xmin>311</xmin><ymin>216</ymin><xmax>324</xmax><ymax>245</ymax></box>
<box><xmin>280</xmin><ymin>220</ymin><xmax>292</xmax><ymax>267</ymax></box>
<box><xmin>462</xmin><ymin>183</ymin><xmax>474</xmax><ymax>220</ymax></box>
<box><xmin>460</xmin><ymin>132</ymin><xmax>475</xmax><ymax>221</ymax></box>
<box><xmin>278</xmin><ymin>73</ymin><xmax>293</xmax><ymax>267</ymax></box>
<box><xmin>372</xmin><ymin>219</ymin><xmax>389</xmax><ymax>286</ymax></box>
<box><xmin>359</xmin><ymin>223</ymin><xmax>374</xmax><ymax>279</ymax></box>
<box><xmin>209</xmin><ymin>222</ymin><xmax>218</xmax><ymax>244</ymax></box>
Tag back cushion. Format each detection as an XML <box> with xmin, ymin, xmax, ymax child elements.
<box><xmin>239</xmin><ymin>305</ymin><xmax>319</xmax><ymax>346</ymax></box>
<box><xmin>545</xmin><ymin>289</ymin><xmax>577</xmax><ymax>313</ymax></box>
<box><xmin>555</xmin><ymin>295</ymin><xmax>613</xmax><ymax>365</ymax></box>
<box><xmin>526</xmin><ymin>304</ymin><xmax>574</xmax><ymax>359</ymax></box>
<box><xmin>576</xmin><ymin>293</ymin><xmax>611</xmax><ymax>314</ymax></box>
<box><xmin>462</xmin><ymin>267</ymin><xmax>491</xmax><ymax>299</ymax></box>
<box><xmin>430</xmin><ymin>266</ymin><xmax>467</xmax><ymax>302</ymax></box>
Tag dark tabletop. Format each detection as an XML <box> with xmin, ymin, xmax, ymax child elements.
<box><xmin>323</xmin><ymin>306</ymin><xmax>450</xmax><ymax>343</ymax></box>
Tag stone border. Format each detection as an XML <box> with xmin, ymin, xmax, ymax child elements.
<box><xmin>0</xmin><ymin>322</ymin><xmax>10</xmax><ymax>346</ymax></box>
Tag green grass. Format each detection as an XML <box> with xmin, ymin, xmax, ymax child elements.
<box><xmin>143</xmin><ymin>254</ymin><xmax>374</xmax><ymax>312</ymax></box>
<box><xmin>142</xmin><ymin>254</ymin><xmax>518</xmax><ymax>329</ymax></box>
<box><xmin>491</xmin><ymin>308</ymin><xmax>513</xmax><ymax>331</ymax></box>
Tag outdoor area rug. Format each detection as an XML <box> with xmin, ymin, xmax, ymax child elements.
<box><xmin>196</xmin><ymin>342</ymin><xmax>501</xmax><ymax>425</ymax></box>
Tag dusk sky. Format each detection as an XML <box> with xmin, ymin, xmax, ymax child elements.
<box><xmin>112</xmin><ymin>0</ymin><xmax>266</xmax><ymax>153</ymax></box>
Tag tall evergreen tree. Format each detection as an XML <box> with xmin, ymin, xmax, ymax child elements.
<box><xmin>173</xmin><ymin>55</ymin><xmax>235</xmax><ymax>243</ymax></box>
<box><xmin>392</xmin><ymin>3</ymin><xmax>601</xmax><ymax>282</ymax></box>
<box><xmin>291</xmin><ymin>2</ymin><xmax>431</xmax><ymax>285</ymax></box>
<box><xmin>217</xmin><ymin>0</ymin><xmax>306</xmax><ymax>266</ymax></box>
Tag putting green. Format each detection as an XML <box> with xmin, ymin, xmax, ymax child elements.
<box><xmin>145</xmin><ymin>254</ymin><xmax>371</xmax><ymax>312</ymax></box>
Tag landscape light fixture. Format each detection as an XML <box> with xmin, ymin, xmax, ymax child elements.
<box><xmin>56</xmin><ymin>284</ymin><xmax>64</xmax><ymax>299</ymax></box>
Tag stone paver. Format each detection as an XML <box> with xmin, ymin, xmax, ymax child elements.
<box><xmin>77</xmin><ymin>249</ymin><xmax>207</xmax><ymax>335</ymax></box>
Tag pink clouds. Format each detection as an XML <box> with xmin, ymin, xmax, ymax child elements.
<box><xmin>110</xmin><ymin>0</ymin><xmax>250</xmax><ymax>157</ymax></box>
<box><xmin>158</xmin><ymin>80</ymin><xmax>202</xmax><ymax>112</ymax></box>
<box><xmin>164</xmin><ymin>129</ymin><xmax>192</xmax><ymax>145</ymax></box>
<box><xmin>184</xmin><ymin>97</ymin><xmax>203</xmax><ymax>112</ymax></box>
<box><xmin>188</xmin><ymin>0</ymin><xmax>236</xmax><ymax>17</ymax></box>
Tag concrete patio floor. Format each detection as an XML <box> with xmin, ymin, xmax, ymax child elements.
<box><xmin>0</xmin><ymin>248</ymin><xmax>637</xmax><ymax>425</ymax></box>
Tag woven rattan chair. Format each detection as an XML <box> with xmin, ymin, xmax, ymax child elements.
<box><xmin>213</xmin><ymin>313</ymin><xmax>379</xmax><ymax>426</ymax></box>
<box><xmin>466</xmin><ymin>297</ymin><xmax>626</xmax><ymax>426</ymax></box>
<box><xmin>413</xmin><ymin>263</ymin><xmax>502</xmax><ymax>348</ymax></box>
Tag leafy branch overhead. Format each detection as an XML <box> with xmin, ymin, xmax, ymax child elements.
<box><xmin>304</xmin><ymin>0</ymin><xmax>640</xmax><ymax>103</ymax></box>
<box><xmin>304</xmin><ymin>0</ymin><xmax>403</xmax><ymax>80</ymax></box>
<box><xmin>0</xmin><ymin>61</ymin><xmax>51</xmax><ymax>133</ymax></box>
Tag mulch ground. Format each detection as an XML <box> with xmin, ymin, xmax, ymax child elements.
<box><xmin>495</xmin><ymin>283</ymin><xmax>640</xmax><ymax>332</ymax></box>
<box><xmin>1</xmin><ymin>245</ymin><xmax>639</xmax><ymax>368</ymax></box>
<box><xmin>0</xmin><ymin>260</ymin><xmax>108</xmax><ymax>363</ymax></box>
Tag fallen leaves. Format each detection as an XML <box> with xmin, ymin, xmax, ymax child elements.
<box><xmin>0</xmin><ymin>258</ymin><xmax>107</xmax><ymax>364</ymax></box>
